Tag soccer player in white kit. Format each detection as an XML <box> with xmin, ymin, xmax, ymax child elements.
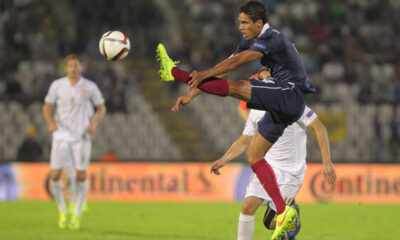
<box><xmin>207</xmin><ymin>68</ymin><xmax>336</xmax><ymax>240</ymax></box>
<box><xmin>211</xmin><ymin>106</ymin><xmax>336</xmax><ymax>240</ymax></box>
<box><xmin>42</xmin><ymin>54</ymin><xmax>106</xmax><ymax>229</ymax></box>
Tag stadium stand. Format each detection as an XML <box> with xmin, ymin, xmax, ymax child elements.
<box><xmin>0</xmin><ymin>0</ymin><xmax>398</xmax><ymax>162</ymax></box>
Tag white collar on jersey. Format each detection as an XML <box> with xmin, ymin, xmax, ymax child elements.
<box><xmin>258</xmin><ymin>23</ymin><xmax>270</xmax><ymax>38</ymax></box>
<box><xmin>67</xmin><ymin>76</ymin><xmax>83</xmax><ymax>87</ymax></box>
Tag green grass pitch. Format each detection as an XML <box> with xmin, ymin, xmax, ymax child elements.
<box><xmin>0</xmin><ymin>201</ymin><xmax>399</xmax><ymax>240</ymax></box>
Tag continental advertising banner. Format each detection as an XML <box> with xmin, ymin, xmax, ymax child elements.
<box><xmin>297</xmin><ymin>164</ymin><xmax>400</xmax><ymax>203</ymax></box>
<box><xmin>5</xmin><ymin>163</ymin><xmax>400</xmax><ymax>203</ymax></box>
<box><xmin>12</xmin><ymin>163</ymin><xmax>244</xmax><ymax>202</ymax></box>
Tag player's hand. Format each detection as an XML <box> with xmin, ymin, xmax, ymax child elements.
<box><xmin>210</xmin><ymin>159</ymin><xmax>226</xmax><ymax>175</ymax></box>
<box><xmin>188</xmin><ymin>70</ymin><xmax>205</xmax><ymax>91</ymax></box>
<box><xmin>48</xmin><ymin>121</ymin><xmax>57</xmax><ymax>132</ymax></box>
<box><xmin>322</xmin><ymin>161</ymin><xmax>336</xmax><ymax>185</ymax></box>
<box><xmin>171</xmin><ymin>95</ymin><xmax>193</xmax><ymax>112</ymax></box>
<box><xmin>85</xmin><ymin>123</ymin><xmax>96</xmax><ymax>140</ymax></box>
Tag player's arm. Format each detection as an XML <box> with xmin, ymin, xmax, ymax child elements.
<box><xmin>86</xmin><ymin>104</ymin><xmax>106</xmax><ymax>138</ymax></box>
<box><xmin>214</xmin><ymin>54</ymin><xmax>235</xmax><ymax>79</ymax></box>
<box><xmin>211</xmin><ymin>134</ymin><xmax>252</xmax><ymax>175</ymax></box>
<box><xmin>309</xmin><ymin>118</ymin><xmax>336</xmax><ymax>185</ymax></box>
<box><xmin>188</xmin><ymin>50</ymin><xmax>263</xmax><ymax>90</ymax></box>
<box><xmin>42</xmin><ymin>102</ymin><xmax>57</xmax><ymax>132</ymax></box>
<box><xmin>171</xmin><ymin>88</ymin><xmax>203</xmax><ymax>112</ymax></box>
<box><xmin>238</xmin><ymin>105</ymin><xmax>249</xmax><ymax>121</ymax></box>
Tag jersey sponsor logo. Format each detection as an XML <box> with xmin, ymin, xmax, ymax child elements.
<box><xmin>252</xmin><ymin>42</ymin><xmax>266</xmax><ymax>50</ymax></box>
<box><xmin>306</xmin><ymin>110</ymin><xmax>314</xmax><ymax>118</ymax></box>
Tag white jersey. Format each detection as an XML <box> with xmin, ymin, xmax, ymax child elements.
<box><xmin>45</xmin><ymin>76</ymin><xmax>104</xmax><ymax>142</ymax></box>
<box><xmin>243</xmin><ymin>106</ymin><xmax>317</xmax><ymax>176</ymax></box>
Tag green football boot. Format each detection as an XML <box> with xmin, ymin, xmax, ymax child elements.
<box><xmin>271</xmin><ymin>205</ymin><xmax>297</xmax><ymax>240</ymax></box>
<box><xmin>58</xmin><ymin>211</ymin><xmax>68</xmax><ymax>229</ymax></box>
<box><xmin>69</xmin><ymin>214</ymin><xmax>80</xmax><ymax>230</ymax></box>
<box><xmin>156</xmin><ymin>43</ymin><xmax>179</xmax><ymax>82</ymax></box>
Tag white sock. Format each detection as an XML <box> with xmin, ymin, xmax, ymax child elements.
<box><xmin>50</xmin><ymin>180</ymin><xmax>66</xmax><ymax>212</ymax></box>
<box><xmin>238</xmin><ymin>213</ymin><xmax>255</xmax><ymax>240</ymax></box>
<box><xmin>83</xmin><ymin>179</ymin><xmax>89</xmax><ymax>205</ymax></box>
<box><xmin>68</xmin><ymin>170</ymin><xmax>77</xmax><ymax>203</ymax></box>
<box><xmin>73</xmin><ymin>180</ymin><xmax>87</xmax><ymax>216</ymax></box>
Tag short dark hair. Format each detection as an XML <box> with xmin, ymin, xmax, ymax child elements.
<box><xmin>239</xmin><ymin>0</ymin><xmax>268</xmax><ymax>24</ymax></box>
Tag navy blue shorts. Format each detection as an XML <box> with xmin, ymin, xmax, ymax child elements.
<box><xmin>247</xmin><ymin>78</ymin><xmax>305</xmax><ymax>143</ymax></box>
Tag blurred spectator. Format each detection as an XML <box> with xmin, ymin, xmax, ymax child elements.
<box><xmin>373</xmin><ymin>113</ymin><xmax>383</xmax><ymax>161</ymax></box>
<box><xmin>17</xmin><ymin>125</ymin><xmax>43</xmax><ymax>162</ymax></box>
<box><xmin>0</xmin><ymin>163</ymin><xmax>17</xmax><ymax>201</ymax></box>
<box><xmin>357</xmin><ymin>81</ymin><xmax>372</xmax><ymax>104</ymax></box>
<box><xmin>321</xmin><ymin>57</ymin><xmax>345</xmax><ymax>82</ymax></box>
<box><xmin>5</xmin><ymin>72</ymin><xmax>22</xmax><ymax>100</ymax></box>
<box><xmin>100</xmin><ymin>151</ymin><xmax>120</xmax><ymax>162</ymax></box>
<box><xmin>389</xmin><ymin>109</ymin><xmax>399</xmax><ymax>159</ymax></box>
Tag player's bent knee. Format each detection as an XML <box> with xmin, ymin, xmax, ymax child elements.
<box><xmin>246</xmin><ymin>153</ymin><xmax>262</xmax><ymax>166</ymax></box>
<box><xmin>227</xmin><ymin>80</ymin><xmax>251</xmax><ymax>101</ymax></box>
<box><xmin>76</xmin><ymin>171</ymin><xmax>87</xmax><ymax>181</ymax></box>
<box><xmin>49</xmin><ymin>170</ymin><xmax>62</xmax><ymax>181</ymax></box>
<box><xmin>241</xmin><ymin>203</ymin><xmax>256</xmax><ymax>216</ymax></box>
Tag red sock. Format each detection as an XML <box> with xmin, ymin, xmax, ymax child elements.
<box><xmin>251</xmin><ymin>159</ymin><xmax>286</xmax><ymax>214</ymax></box>
<box><xmin>199</xmin><ymin>78</ymin><xmax>229</xmax><ymax>96</ymax></box>
<box><xmin>171</xmin><ymin>67</ymin><xmax>229</xmax><ymax>96</ymax></box>
<box><xmin>172</xmin><ymin>67</ymin><xmax>191</xmax><ymax>83</ymax></box>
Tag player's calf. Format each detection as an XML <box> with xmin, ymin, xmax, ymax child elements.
<box><xmin>263</xmin><ymin>206</ymin><xmax>277</xmax><ymax>230</ymax></box>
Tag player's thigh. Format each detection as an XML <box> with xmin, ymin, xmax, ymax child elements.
<box><xmin>227</xmin><ymin>80</ymin><xmax>252</xmax><ymax>101</ymax></box>
<box><xmin>248</xmin><ymin>78</ymin><xmax>304</xmax><ymax>121</ymax></box>
<box><xmin>50</xmin><ymin>138</ymin><xmax>74</xmax><ymax>171</ymax></box>
<box><xmin>246</xmin><ymin>131</ymin><xmax>273</xmax><ymax>165</ymax></box>
<box><xmin>49</xmin><ymin>169</ymin><xmax>63</xmax><ymax>181</ymax></box>
<box><xmin>72</xmin><ymin>138</ymin><xmax>92</xmax><ymax>174</ymax></box>
<box><xmin>257</xmin><ymin>112</ymin><xmax>288</xmax><ymax>143</ymax></box>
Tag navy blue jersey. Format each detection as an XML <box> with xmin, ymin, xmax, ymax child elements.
<box><xmin>235</xmin><ymin>25</ymin><xmax>316</xmax><ymax>94</ymax></box>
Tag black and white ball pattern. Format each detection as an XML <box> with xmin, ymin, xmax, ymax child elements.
<box><xmin>99</xmin><ymin>31</ymin><xmax>131</xmax><ymax>61</ymax></box>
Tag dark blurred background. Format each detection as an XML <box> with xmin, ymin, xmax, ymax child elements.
<box><xmin>0</xmin><ymin>0</ymin><xmax>399</xmax><ymax>163</ymax></box>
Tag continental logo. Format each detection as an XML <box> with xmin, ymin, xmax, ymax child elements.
<box><xmin>310</xmin><ymin>170</ymin><xmax>400</xmax><ymax>201</ymax></box>
<box><xmin>46</xmin><ymin>167</ymin><xmax>211</xmax><ymax>197</ymax></box>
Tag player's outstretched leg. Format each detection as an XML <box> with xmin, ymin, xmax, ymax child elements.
<box><xmin>156</xmin><ymin>43</ymin><xmax>180</xmax><ymax>82</ymax></box>
<box><xmin>271</xmin><ymin>205</ymin><xmax>297</xmax><ymax>240</ymax></box>
<box><xmin>156</xmin><ymin>44</ymin><xmax>238</xmax><ymax>97</ymax></box>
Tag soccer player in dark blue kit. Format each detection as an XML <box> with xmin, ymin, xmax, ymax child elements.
<box><xmin>156</xmin><ymin>1</ymin><xmax>331</xmax><ymax>239</ymax></box>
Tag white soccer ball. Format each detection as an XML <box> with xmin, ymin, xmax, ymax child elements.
<box><xmin>99</xmin><ymin>30</ymin><xmax>131</xmax><ymax>61</ymax></box>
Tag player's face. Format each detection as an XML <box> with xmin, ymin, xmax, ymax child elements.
<box><xmin>238</xmin><ymin>13</ymin><xmax>263</xmax><ymax>40</ymax></box>
<box><xmin>65</xmin><ymin>59</ymin><xmax>83</xmax><ymax>79</ymax></box>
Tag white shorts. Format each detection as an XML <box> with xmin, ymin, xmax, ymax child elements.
<box><xmin>245</xmin><ymin>167</ymin><xmax>305</xmax><ymax>211</ymax></box>
<box><xmin>50</xmin><ymin>135</ymin><xmax>92</xmax><ymax>171</ymax></box>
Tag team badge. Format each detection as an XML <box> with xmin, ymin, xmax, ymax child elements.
<box><xmin>252</xmin><ymin>42</ymin><xmax>266</xmax><ymax>50</ymax></box>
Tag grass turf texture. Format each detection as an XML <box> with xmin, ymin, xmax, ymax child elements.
<box><xmin>0</xmin><ymin>201</ymin><xmax>399</xmax><ymax>240</ymax></box>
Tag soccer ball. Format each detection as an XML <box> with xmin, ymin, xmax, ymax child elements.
<box><xmin>99</xmin><ymin>30</ymin><xmax>131</xmax><ymax>61</ymax></box>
